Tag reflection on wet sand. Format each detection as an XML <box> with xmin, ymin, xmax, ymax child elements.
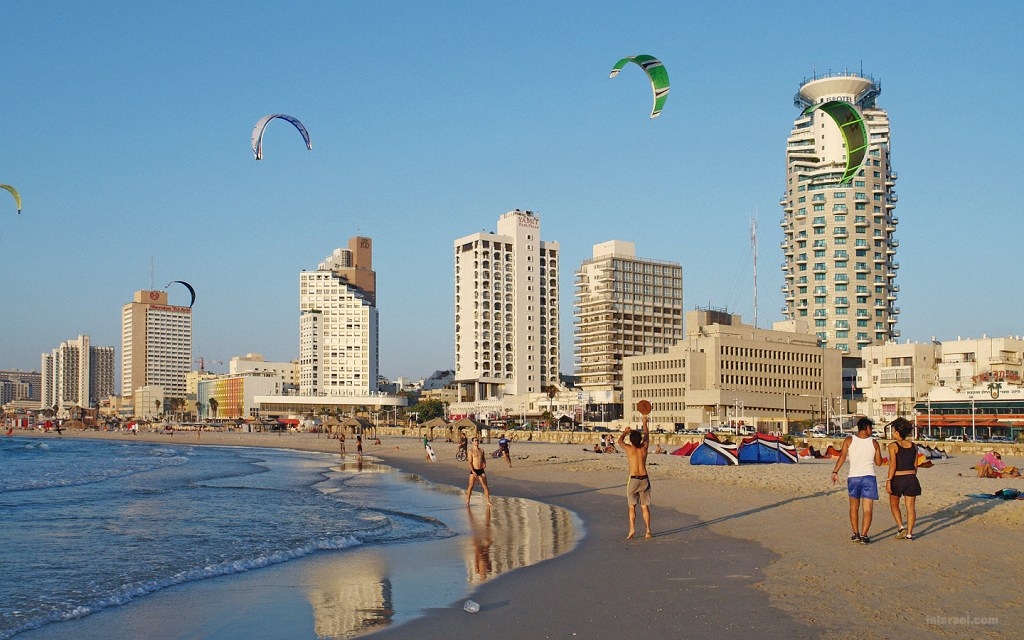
<box><xmin>301</xmin><ymin>496</ymin><xmax>577</xmax><ymax>638</ymax></box>
<box><xmin>304</xmin><ymin>553</ymin><xmax>394</xmax><ymax>639</ymax></box>
<box><xmin>463</xmin><ymin>496</ymin><xmax>577</xmax><ymax>584</ymax></box>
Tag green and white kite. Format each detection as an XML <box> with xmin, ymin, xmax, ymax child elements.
<box><xmin>1</xmin><ymin>184</ymin><xmax>21</xmax><ymax>214</ymax></box>
<box><xmin>609</xmin><ymin>55</ymin><xmax>670</xmax><ymax>119</ymax></box>
<box><xmin>802</xmin><ymin>100</ymin><xmax>869</xmax><ymax>184</ymax></box>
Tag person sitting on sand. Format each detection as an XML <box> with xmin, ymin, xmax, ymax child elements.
<box><xmin>592</xmin><ymin>443</ymin><xmax>603</xmax><ymax>454</ymax></box>
<box><xmin>654</xmin><ymin>444</ymin><xmax>666</xmax><ymax>454</ymax></box>
<box><xmin>975</xmin><ymin>451</ymin><xmax>1020</xmax><ymax>478</ymax></box>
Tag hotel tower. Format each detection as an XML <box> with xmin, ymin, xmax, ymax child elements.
<box><xmin>574</xmin><ymin>240</ymin><xmax>683</xmax><ymax>410</ymax></box>
<box><xmin>299</xmin><ymin>236</ymin><xmax>379</xmax><ymax>395</ymax></box>
<box><xmin>121</xmin><ymin>290</ymin><xmax>193</xmax><ymax>400</ymax></box>
<box><xmin>454</xmin><ymin>210</ymin><xmax>560</xmax><ymax>401</ymax></box>
<box><xmin>779</xmin><ymin>71</ymin><xmax>900</xmax><ymax>354</ymax></box>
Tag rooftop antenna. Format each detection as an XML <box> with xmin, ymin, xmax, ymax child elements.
<box><xmin>751</xmin><ymin>207</ymin><xmax>758</xmax><ymax>328</ymax></box>
<box><xmin>150</xmin><ymin>255</ymin><xmax>155</xmax><ymax>290</ymax></box>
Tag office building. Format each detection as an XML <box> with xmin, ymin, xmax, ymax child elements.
<box><xmin>623</xmin><ymin>310</ymin><xmax>843</xmax><ymax>432</ymax></box>
<box><xmin>121</xmin><ymin>290</ymin><xmax>193</xmax><ymax>402</ymax></box>
<box><xmin>453</xmin><ymin>209</ymin><xmax>559</xmax><ymax>401</ymax></box>
<box><xmin>779</xmin><ymin>71</ymin><xmax>900</xmax><ymax>354</ymax></box>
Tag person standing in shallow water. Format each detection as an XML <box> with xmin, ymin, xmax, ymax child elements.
<box><xmin>466</xmin><ymin>437</ymin><xmax>492</xmax><ymax>505</ymax></box>
<box><xmin>618</xmin><ymin>415</ymin><xmax>652</xmax><ymax>539</ymax></box>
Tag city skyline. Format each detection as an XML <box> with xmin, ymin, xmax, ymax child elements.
<box><xmin>3</xmin><ymin>2</ymin><xmax>1022</xmax><ymax>380</ymax></box>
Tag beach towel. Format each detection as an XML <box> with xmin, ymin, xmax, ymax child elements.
<box><xmin>967</xmin><ymin>488</ymin><xmax>1023</xmax><ymax>500</ymax></box>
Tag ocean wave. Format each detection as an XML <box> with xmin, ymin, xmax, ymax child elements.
<box><xmin>0</xmin><ymin>535</ymin><xmax>365</xmax><ymax>640</ymax></box>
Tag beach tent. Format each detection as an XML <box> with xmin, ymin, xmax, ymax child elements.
<box><xmin>689</xmin><ymin>435</ymin><xmax>739</xmax><ymax>466</ymax></box>
<box><xmin>671</xmin><ymin>441</ymin><xmax>699</xmax><ymax>456</ymax></box>
<box><xmin>737</xmin><ymin>434</ymin><xmax>798</xmax><ymax>464</ymax></box>
<box><xmin>798</xmin><ymin>445</ymin><xmax>824</xmax><ymax>459</ymax></box>
<box><xmin>823</xmin><ymin>444</ymin><xmax>843</xmax><ymax>458</ymax></box>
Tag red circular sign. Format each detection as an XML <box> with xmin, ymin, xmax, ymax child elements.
<box><xmin>636</xmin><ymin>400</ymin><xmax>652</xmax><ymax>415</ymax></box>
<box><xmin>149</xmin><ymin>291</ymin><xmax>160</xmax><ymax>300</ymax></box>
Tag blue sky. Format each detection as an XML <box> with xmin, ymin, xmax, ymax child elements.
<box><xmin>2</xmin><ymin>1</ymin><xmax>1022</xmax><ymax>380</ymax></box>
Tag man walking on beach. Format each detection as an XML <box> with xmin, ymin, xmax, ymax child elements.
<box><xmin>619</xmin><ymin>415</ymin><xmax>652</xmax><ymax>539</ymax></box>
<box><xmin>498</xmin><ymin>433</ymin><xmax>512</xmax><ymax>468</ymax></box>
<box><xmin>831</xmin><ymin>417</ymin><xmax>883</xmax><ymax>544</ymax></box>
<box><xmin>338</xmin><ymin>431</ymin><xmax>346</xmax><ymax>456</ymax></box>
<box><xmin>466</xmin><ymin>436</ymin><xmax>492</xmax><ymax>506</ymax></box>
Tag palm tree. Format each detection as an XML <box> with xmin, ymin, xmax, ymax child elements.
<box><xmin>208</xmin><ymin>398</ymin><xmax>219</xmax><ymax>419</ymax></box>
<box><xmin>154</xmin><ymin>399</ymin><xmax>161</xmax><ymax>418</ymax></box>
<box><xmin>195</xmin><ymin>401</ymin><xmax>203</xmax><ymax>420</ymax></box>
<box><xmin>545</xmin><ymin>385</ymin><xmax>559</xmax><ymax>430</ymax></box>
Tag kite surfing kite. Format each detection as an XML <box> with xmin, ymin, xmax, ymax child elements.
<box><xmin>166</xmin><ymin>280</ymin><xmax>196</xmax><ymax>308</ymax></box>
<box><xmin>609</xmin><ymin>55</ymin><xmax>670</xmax><ymax>119</ymax></box>
<box><xmin>802</xmin><ymin>100</ymin><xmax>869</xmax><ymax>183</ymax></box>
<box><xmin>251</xmin><ymin>114</ymin><xmax>312</xmax><ymax>160</ymax></box>
<box><xmin>1</xmin><ymin>185</ymin><xmax>22</xmax><ymax>214</ymax></box>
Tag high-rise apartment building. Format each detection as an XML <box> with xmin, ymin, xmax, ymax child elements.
<box><xmin>574</xmin><ymin>240</ymin><xmax>683</xmax><ymax>409</ymax></box>
<box><xmin>454</xmin><ymin>209</ymin><xmax>559</xmax><ymax>400</ymax></box>
<box><xmin>121</xmin><ymin>290</ymin><xmax>193</xmax><ymax>400</ymax></box>
<box><xmin>299</xmin><ymin>236</ymin><xmax>379</xmax><ymax>395</ymax></box>
<box><xmin>40</xmin><ymin>335</ymin><xmax>115</xmax><ymax>413</ymax></box>
<box><xmin>779</xmin><ymin>71</ymin><xmax>900</xmax><ymax>354</ymax></box>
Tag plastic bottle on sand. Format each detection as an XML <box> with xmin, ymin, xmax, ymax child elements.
<box><xmin>463</xmin><ymin>599</ymin><xmax>480</xmax><ymax>613</ymax></box>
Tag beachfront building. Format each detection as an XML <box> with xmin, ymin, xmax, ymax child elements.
<box><xmin>574</xmin><ymin>240</ymin><xmax>683</xmax><ymax>421</ymax></box>
<box><xmin>121</xmin><ymin>289</ymin><xmax>193</xmax><ymax>405</ymax></box>
<box><xmin>197</xmin><ymin>372</ymin><xmax>282</xmax><ymax>420</ymax></box>
<box><xmin>230</xmin><ymin>353</ymin><xmax>300</xmax><ymax>392</ymax></box>
<box><xmin>0</xmin><ymin>369</ymin><xmax>42</xmax><ymax>408</ymax></box>
<box><xmin>453</xmin><ymin>210</ymin><xmax>560</xmax><ymax>405</ymax></box>
<box><xmin>39</xmin><ymin>335</ymin><xmax>115</xmax><ymax>416</ymax></box>
<box><xmin>622</xmin><ymin>309</ymin><xmax>843</xmax><ymax>433</ymax></box>
<box><xmin>913</xmin><ymin>336</ymin><xmax>1024</xmax><ymax>438</ymax></box>
<box><xmin>779</xmin><ymin>71</ymin><xmax>900</xmax><ymax>354</ymax></box>
<box><xmin>299</xmin><ymin>237</ymin><xmax>379</xmax><ymax>396</ymax></box>
<box><xmin>854</xmin><ymin>341</ymin><xmax>939</xmax><ymax>424</ymax></box>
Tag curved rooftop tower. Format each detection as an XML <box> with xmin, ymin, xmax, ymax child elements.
<box><xmin>779</xmin><ymin>71</ymin><xmax>900</xmax><ymax>354</ymax></box>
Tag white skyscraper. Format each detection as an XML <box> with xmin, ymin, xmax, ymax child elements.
<box><xmin>299</xmin><ymin>236</ymin><xmax>379</xmax><ymax>395</ymax></box>
<box><xmin>40</xmin><ymin>335</ymin><xmax>115</xmax><ymax>413</ymax></box>
<box><xmin>779</xmin><ymin>71</ymin><xmax>900</xmax><ymax>354</ymax></box>
<box><xmin>454</xmin><ymin>209</ymin><xmax>560</xmax><ymax>401</ymax></box>
<box><xmin>121</xmin><ymin>290</ymin><xmax>192</xmax><ymax>401</ymax></box>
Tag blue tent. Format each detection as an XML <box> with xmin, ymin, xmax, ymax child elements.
<box><xmin>737</xmin><ymin>434</ymin><xmax>798</xmax><ymax>464</ymax></box>
<box><xmin>689</xmin><ymin>436</ymin><xmax>739</xmax><ymax>466</ymax></box>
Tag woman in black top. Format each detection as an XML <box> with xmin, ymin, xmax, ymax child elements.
<box><xmin>886</xmin><ymin>420</ymin><xmax>921</xmax><ymax>540</ymax></box>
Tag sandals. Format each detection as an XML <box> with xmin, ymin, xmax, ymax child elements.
<box><xmin>896</xmin><ymin>526</ymin><xmax>907</xmax><ymax>539</ymax></box>
<box><xmin>850</xmin><ymin>533</ymin><xmax>862</xmax><ymax>543</ymax></box>
<box><xmin>904</xmin><ymin>534</ymin><xmax>915</xmax><ymax>541</ymax></box>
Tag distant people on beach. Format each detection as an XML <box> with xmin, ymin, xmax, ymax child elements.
<box><xmin>374</xmin><ymin>437</ymin><xmax>381</xmax><ymax>446</ymax></box>
<box><xmin>619</xmin><ymin>416</ymin><xmax>652</xmax><ymax>539</ymax></box>
<box><xmin>338</xmin><ymin>432</ymin><xmax>346</xmax><ymax>456</ymax></box>
<box><xmin>356</xmin><ymin>434</ymin><xmax>363</xmax><ymax>456</ymax></box>
<box><xmin>654</xmin><ymin>444</ymin><xmax>666</xmax><ymax>454</ymax></box>
<box><xmin>975</xmin><ymin>451</ymin><xmax>1020</xmax><ymax>478</ymax></box>
<box><xmin>831</xmin><ymin>417</ymin><xmax>883</xmax><ymax>544</ymax></box>
<box><xmin>466</xmin><ymin>436</ymin><xmax>492</xmax><ymax>505</ymax></box>
<box><xmin>498</xmin><ymin>433</ymin><xmax>512</xmax><ymax>468</ymax></box>
<box><xmin>886</xmin><ymin>420</ymin><xmax>921</xmax><ymax>541</ymax></box>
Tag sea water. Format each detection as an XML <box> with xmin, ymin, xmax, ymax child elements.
<box><xmin>0</xmin><ymin>437</ymin><xmax>459</xmax><ymax>639</ymax></box>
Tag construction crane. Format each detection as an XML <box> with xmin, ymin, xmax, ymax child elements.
<box><xmin>192</xmin><ymin>357</ymin><xmax>223</xmax><ymax>373</ymax></box>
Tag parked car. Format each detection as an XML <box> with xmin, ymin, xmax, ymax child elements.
<box><xmin>946</xmin><ymin>435</ymin><xmax>965</xmax><ymax>442</ymax></box>
<box><xmin>989</xmin><ymin>436</ymin><xmax>1014</xmax><ymax>443</ymax></box>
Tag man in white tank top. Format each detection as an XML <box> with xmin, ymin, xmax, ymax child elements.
<box><xmin>831</xmin><ymin>417</ymin><xmax>883</xmax><ymax>544</ymax></box>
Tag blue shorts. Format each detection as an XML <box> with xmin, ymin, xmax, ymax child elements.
<box><xmin>847</xmin><ymin>475</ymin><xmax>879</xmax><ymax>500</ymax></box>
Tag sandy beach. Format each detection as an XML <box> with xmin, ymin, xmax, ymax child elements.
<box><xmin>15</xmin><ymin>429</ymin><xmax>1023</xmax><ymax>640</ymax></box>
